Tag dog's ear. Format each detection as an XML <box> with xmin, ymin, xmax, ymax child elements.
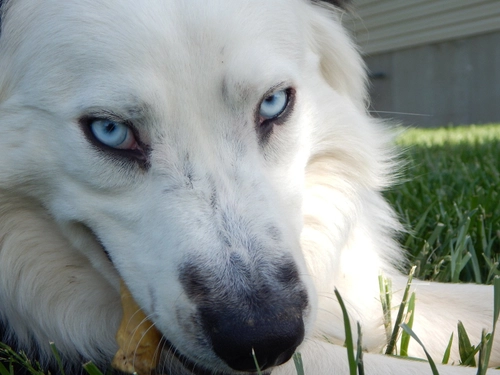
<box><xmin>308</xmin><ymin>2</ymin><xmax>366</xmax><ymax>109</ymax></box>
<box><xmin>313</xmin><ymin>0</ymin><xmax>351</xmax><ymax>10</ymax></box>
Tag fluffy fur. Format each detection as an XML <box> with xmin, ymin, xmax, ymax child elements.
<box><xmin>0</xmin><ymin>0</ymin><xmax>498</xmax><ymax>374</ymax></box>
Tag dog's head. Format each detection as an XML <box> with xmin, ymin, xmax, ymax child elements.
<box><xmin>0</xmin><ymin>0</ymin><xmax>372</xmax><ymax>373</ymax></box>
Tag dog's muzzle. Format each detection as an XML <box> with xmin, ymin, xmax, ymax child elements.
<box><xmin>201</xmin><ymin>305</ymin><xmax>305</xmax><ymax>371</ymax></box>
<box><xmin>179</xmin><ymin>256</ymin><xmax>309</xmax><ymax>372</ymax></box>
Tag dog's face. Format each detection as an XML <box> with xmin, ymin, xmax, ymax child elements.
<box><xmin>0</xmin><ymin>0</ymin><xmax>364</xmax><ymax>372</ymax></box>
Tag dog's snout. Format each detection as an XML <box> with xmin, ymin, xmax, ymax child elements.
<box><xmin>179</xmin><ymin>256</ymin><xmax>309</xmax><ymax>370</ymax></box>
<box><xmin>201</xmin><ymin>307</ymin><xmax>305</xmax><ymax>371</ymax></box>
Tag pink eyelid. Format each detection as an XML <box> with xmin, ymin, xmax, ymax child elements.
<box><xmin>116</xmin><ymin>129</ymin><xmax>139</xmax><ymax>150</ymax></box>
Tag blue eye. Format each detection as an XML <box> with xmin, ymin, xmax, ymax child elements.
<box><xmin>259</xmin><ymin>89</ymin><xmax>289</xmax><ymax>120</ymax></box>
<box><xmin>89</xmin><ymin>119</ymin><xmax>131</xmax><ymax>148</ymax></box>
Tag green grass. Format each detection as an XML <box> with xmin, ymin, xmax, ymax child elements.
<box><xmin>1</xmin><ymin>123</ymin><xmax>500</xmax><ymax>374</ymax></box>
<box><xmin>386</xmin><ymin>124</ymin><xmax>500</xmax><ymax>283</ymax></box>
<box><xmin>336</xmin><ymin>123</ymin><xmax>500</xmax><ymax>375</ymax></box>
<box><xmin>379</xmin><ymin>123</ymin><xmax>500</xmax><ymax>374</ymax></box>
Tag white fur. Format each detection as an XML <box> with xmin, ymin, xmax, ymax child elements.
<box><xmin>0</xmin><ymin>0</ymin><xmax>498</xmax><ymax>374</ymax></box>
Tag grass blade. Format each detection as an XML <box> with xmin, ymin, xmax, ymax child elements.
<box><xmin>483</xmin><ymin>255</ymin><xmax>500</xmax><ymax>284</ymax></box>
<box><xmin>400</xmin><ymin>292</ymin><xmax>416</xmax><ymax>356</ymax></box>
<box><xmin>478</xmin><ymin>276</ymin><xmax>500</xmax><ymax>373</ymax></box>
<box><xmin>49</xmin><ymin>342</ymin><xmax>66</xmax><ymax>375</ymax></box>
<box><xmin>477</xmin><ymin>212</ymin><xmax>488</xmax><ymax>258</ymax></box>
<box><xmin>292</xmin><ymin>352</ymin><xmax>305</xmax><ymax>375</ymax></box>
<box><xmin>410</xmin><ymin>205</ymin><xmax>432</xmax><ymax>240</ymax></box>
<box><xmin>441</xmin><ymin>333</ymin><xmax>453</xmax><ymax>365</ymax></box>
<box><xmin>467</xmin><ymin>240</ymin><xmax>482</xmax><ymax>284</ymax></box>
<box><xmin>0</xmin><ymin>362</ymin><xmax>12</xmax><ymax>375</ymax></box>
<box><xmin>400</xmin><ymin>323</ymin><xmax>440</xmax><ymax>375</ymax></box>
<box><xmin>334</xmin><ymin>288</ymin><xmax>357</xmax><ymax>375</ymax></box>
<box><xmin>493</xmin><ymin>276</ymin><xmax>500</xmax><ymax>326</ymax></box>
<box><xmin>378</xmin><ymin>274</ymin><xmax>392</xmax><ymax>343</ymax></box>
<box><xmin>427</xmin><ymin>223</ymin><xmax>445</xmax><ymax>248</ymax></box>
<box><xmin>477</xmin><ymin>330</ymin><xmax>488</xmax><ymax>375</ymax></box>
<box><xmin>386</xmin><ymin>266</ymin><xmax>416</xmax><ymax>355</ymax></box>
<box><xmin>251</xmin><ymin>348</ymin><xmax>263</xmax><ymax>375</ymax></box>
<box><xmin>0</xmin><ymin>342</ymin><xmax>44</xmax><ymax>375</ymax></box>
<box><xmin>82</xmin><ymin>362</ymin><xmax>105</xmax><ymax>375</ymax></box>
<box><xmin>457</xmin><ymin>321</ymin><xmax>476</xmax><ymax>366</ymax></box>
<box><xmin>356</xmin><ymin>322</ymin><xmax>364</xmax><ymax>375</ymax></box>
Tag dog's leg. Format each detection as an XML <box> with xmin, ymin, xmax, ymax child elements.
<box><xmin>273</xmin><ymin>339</ymin><xmax>500</xmax><ymax>375</ymax></box>
<box><xmin>0</xmin><ymin>193</ymin><xmax>121</xmax><ymax>367</ymax></box>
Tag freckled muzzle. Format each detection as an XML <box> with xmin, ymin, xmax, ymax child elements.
<box><xmin>179</xmin><ymin>256</ymin><xmax>309</xmax><ymax>372</ymax></box>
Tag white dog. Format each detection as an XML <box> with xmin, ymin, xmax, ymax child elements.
<box><xmin>0</xmin><ymin>0</ymin><xmax>498</xmax><ymax>374</ymax></box>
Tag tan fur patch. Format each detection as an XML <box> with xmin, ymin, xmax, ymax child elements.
<box><xmin>112</xmin><ymin>280</ymin><xmax>162</xmax><ymax>375</ymax></box>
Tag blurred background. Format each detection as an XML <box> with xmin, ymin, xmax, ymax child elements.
<box><xmin>345</xmin><ymin>1</ymin><xmax>500</xmax><ymax>127</ymax></box>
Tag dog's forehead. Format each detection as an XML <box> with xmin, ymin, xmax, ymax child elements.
<box><xmin>2</xmin><ymin>0</ymin><xmax>311</xmax><ymax>116</ymax></box>
<box><xmin>5</xmin><ymin>0</ymin><xmax>307</xmax><ymax>75</ymax></box>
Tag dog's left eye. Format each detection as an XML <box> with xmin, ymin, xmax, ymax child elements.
<box><xmin>259</xmin><ymin>89</ymin><xmax>289</xmax><ymax>120</ymax></box>
<box><xmin>89</xmin><ymin>119</ymin><xmax>136</xmax><ymax>149</ymax></box>
<box><xmin>256</xmin><ymin>87</ymin><xmax>294</xmax><ymax>141</ymax></box>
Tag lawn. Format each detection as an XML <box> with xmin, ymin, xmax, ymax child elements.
<box><xmin>386</xmin><ymin>124</ymin><xmax>500</xmax><ymax>284</ymax></box>
<box><xmin>1</xmin><ymin>123</ymin><xmax>500</xmax><ymax>374</ymax></box>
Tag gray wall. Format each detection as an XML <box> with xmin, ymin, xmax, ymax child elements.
<box><xmin>349</xmin><ymin>0</ymin><xmax>500</xmax><ymax>56</ymax></box>
<box><xmin>365</xmin><ymin>30</ymin><xmax>500</xmax><ymax>127</ymax></box>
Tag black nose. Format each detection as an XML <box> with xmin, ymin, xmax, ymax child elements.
<box><xmin>201</xmin><ymin>308</ymin><xmax>305</xmax><ymax>371</ymax></box>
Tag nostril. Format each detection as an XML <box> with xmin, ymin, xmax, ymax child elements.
<box><xmin>202</xmin><ymin>309</ymin><xmax>305</xmax><ymax>372</ymax></box>
<box><xmin>179</xmin><ymin>257</ymin><xmax>309</xmax><ymax>371</ymax></box>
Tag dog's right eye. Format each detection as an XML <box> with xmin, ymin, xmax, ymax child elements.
<box><xmin>259</xmin><ymin>89</ymin><xmax>289</xmax><ymax>120</ymax></box>
<box><xmin>80</xmin><ymin>115</ymin><xmax>149</xmax><ymax>167</ymax></box>
<box><xmin>89</xmin><ymin>119</ymin><xmax>137</xmax><ymax>149</ymax></box>
<box><xmin>256</xmin><ymin>87</ymin><xmax>295</xmax><ymax>142</ymax></box>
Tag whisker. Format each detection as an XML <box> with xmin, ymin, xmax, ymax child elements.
<box><xmin>369</xmin><ymin>110</ymin><xmax>432</xmax><ymax>117</ymax></box>
<box><xmin>131</xmin><ymin>317</ymin><xmax>161</xmax><ymax>374</ymax></box>
<box><xmin>156</xmin><ymin>338</ymin><xmax>169</xmax><ymax>375</ymax></box>
<box><xmin>123</xmin><ymin>307</ymin><xmax>146</xmax><ymax>356</ymax></box>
